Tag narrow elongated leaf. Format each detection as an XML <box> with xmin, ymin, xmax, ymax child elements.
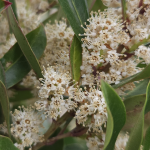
<box><xmin>70</xmin><ymin>35</ymin><xmax>82</xmax><ymax>83</ymax></box>
<box><xmin>9</xmin><ymin>0</ymin><xmax>18</xmax><ymax>20</ymax></box>
<box><xmin>143</xmin><ymin>127</ymin><xmax>150</xmax><ymax>150</ymax></box>
<box><xmin>0</xmin><ymin>62</ymin><xmax>5</xmax><ymax>85</ymax></box>
<box><xmin>58</xmin><ymin>0</ymin><xmax>89</xmax><ymax>40</ymax></box>
<box><xmin>0</xmin><ymin>81</ymin><xmax>11</xmax><ymax>137</ymax></box>
<box><xmin>6</xmin><ymin>6</ymin><xmax>43</xmax><ymax>78</ymax></box>
<box><xmin>113</xmin><ymin>64</ymin><xmax>150</xmax><ymax>89</ymax></box>
<box><xmin>0</xmin><ymin>25</ymin><xmax>46</xmax><ymax>88</ymax></box>
<box><xmin>0</xmin><ymin>1</ymin><xmax>11</xmax><ymax>13</ymax></box>
<box><xmin>121</xmin><ymin>0</ymin><xmax>126</xmax><ymax>21</ymax></box>
<box><xmin>125</xmin><ymin>79</ymin><xmax>149</xmax><ymax>99</ymax></box>
<box><xmin>125</xmin><ymin>82</ymin><xmax>150</xmax><ymax>150</ymax></box>
<box><xmin>0</xmin><ymin>135</ymin><xmax>19</xmax><ymax>150</ymax></box>
<box><xmin>1</xmin><ymin>25</ymin><xmax>46</xmax><ymax>67</ymax></box>
<box><xmin>101</xmin><ymin>80</ymin><xmax>126</xmax><ymax>150</ymax></box>
<box><xmin>129</xmin><ymin>36</ymin><xmax>150</xmax><ymax>52</ymax></box>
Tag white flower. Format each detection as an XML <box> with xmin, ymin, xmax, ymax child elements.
<box><xmin>86</xmin><ymin>134</ymin><xmax>105</xmax><ymax>150</ymax></box>
<box><xmin>115</xmin><ymin>132</ymin><xmax>129</xmax><ymax>150</ymax></box>
<box><xmin>11</xmin><ymin>106</ymin><xmax>44</xmax><ymax>148</ymax></box>
<box><xmin>135</xmin><ymin>45</ymin><xmax>150</xmax><ymax>64</ymax></box>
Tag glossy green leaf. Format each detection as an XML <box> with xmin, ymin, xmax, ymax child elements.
<box><xmin>121</xmin><ymin>0</ymin><xmax>126</xmax><ymax>21</ymax></box>
<box><xmin>113</xmin><ymin>64</ymin><xmax>150</xmax><ymax>89</ymax></box>
<box><xmin>0</xmin><ymin>135</ymin><xmax>19</xmax><ymax>150</ymax></box>
<box><xmin>70</xmin><ymin>35</ymin><xmax>82</xmax><ymax>83</ymax></box>
<box><xmin>125</xmin><ymin>79</ymin><xmax>149</xmax><ymax>99</ymax></box>
<box><xmin>101</xmin><ymin>80</ymin><xmax>126</xmax><ymax>150</ymax></box>
<box><xmin>143</xmin><ymin>126</ymin><xmax>150</xmax><ymax>150</ymax></box>
<box><xmin>125</xmin><ymin>82</ymin><xmax>150</xmax><ymax>150</ymax></box>
<box><xmin>9</xmin><ymin>0</ymin><xmax>18</xmax><ymax>20</ymax></box>
<box><xmin>0</xmin><ymin>62</ymin><xmax>5</xmax><ymax>85</ymax></box>
<box><xmin>0</xmin><ymin>25</ymin><xmax>46</xmax><ymax>88</ymax></box>
<box><xmin>129</xmin><ymin>36</ymin><xmax>150</xmax><ymax>52</ymax></box>
<box><xmin>6</xmin><ymin>6</ymin><xmax>43</xmax><ymax>78</ymax></box>
<box><xmin>0</xmin><ymin>1</ymin><xmax>11</xmax><ymax>13</ymax></box>
<box><xmin>58</xmin><ymin>0</ymin><xmax>89</xmax><ymax>40</ymax></box>
<box><xmin>0</xmin><ymin>81</ymin><xmax>11</xmax><ymax>137</ymax></box>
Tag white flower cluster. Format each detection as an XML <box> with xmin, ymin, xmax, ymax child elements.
<box><xmin>11</xmin><ymin>106</ymin><xmax>44</xmax><ymax>149</ymax></box>
<box><xmin>135</xmin><ymin>45</ymin><xmax>150</xmax><ymax>64</ymax></box>
<box><xmin>21</xmin><ymin>19</ymin><xmax>74</xmax><ymax>96</ymax></box>
<box><xmin>41</xmin><ymin>19</ymin><xmax>74</xmax><ymax>70</ymax></box>
<box><xmin>115</xmin><ymin>132</ymin><xmax>129</xmax><ymax>150</ymax></box>
<box><xmin>35</xmin><ymin>63</ymin><xmax>107</xmax><ymax>132</ymax></box>
<box><xmin>86</xmin><ymin>134</ymin><xmax>105</xmax><ymax>150</ymax></box>
<box><xmin>69</xmin><ymin>87</ymin><xmax>107</xmax><ymax>132</ymax></box>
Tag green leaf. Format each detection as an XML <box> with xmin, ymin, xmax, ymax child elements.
<box><xmin>0</xmin><ymin>135</ymin><xmax>19</xmax><ymax>150</ymax></box>
<box><xmin>9</xmin><ymin>90</ymin><xmax>34</xmax><ymax>102</ymax></box>
<box><xmin>6</xmin><ymin>6</ymin><xmax>43</xmax><ymax>78</ymax></box>
<box><xmin>129</xmin><ymin>36</ymin><xmax>150</xmax><ymax>52</ymax></box>
<box><xmin>124</xmin><ymin>94</ymin><xmax>146</xmax><ymax>112</ymax></box>
<box><xmin>0</xmin><ymin>62</ymin><xmax>5</xmax><ymax>85</ymax></box>
<box><xmin>9</xmin><ymin>0</ymin><xmax>18</xmax><ymax>20</ymax></box>
<box><xmin>0</xmin><ymin>81</ymin><xmax>11</xmax><ymax>137</ymax></box>
<box><xmin>125</xmin><ymin>82</ymin><xmax>150</xmax><ymax>150</ymax></box>
<box><xmin>91</xmin><ymin>0</ymin><xmax>107</xmax><ymax>11</ymax></box>
<box><xmin>70</xmin><ymin>35</ymin><xmax>82</xmax><ymax>83</ymax></box>
<box><xmin>143</xmin><ymin>126</ymin><xmax>150</xmax><ymax>150</ymax></box>
<box><xmin>58</xmin><ymin>0</ymin><xmax>89</xmax><ymax>40</ymax></box>
<box><xmin>63</xmin><ymin>143</ymin><xmax>86</xmax><ymax>150</ymax></box>
<box><xmin>125</xmin><ymin>79</ymin><xmax>149</xmax><ymax>99</ymax></box>
<box><xmin>101</xmin><ymin>80</ymin><xmax>126</xmax><ymax>150</ymax></box>
<box><xmin>113</xmin><ymin>64</ymin><xmax>150</xmax><ymax>89</ymax></box>
<box><xmin>0</xmin><ymin>1</ymin><xmax>11</xmax><ymax>13</ymax></box>
<box><xmin>0</xmin><ymin>25</ymin><xmax>46</xmax><ymax>88</ymax></box>
<box><xmin>121</xmin><ymin>0</ymin><xmax>126</xmax><ymax>21</ymax></box>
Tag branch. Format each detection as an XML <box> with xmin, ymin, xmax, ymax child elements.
<box><xmin>32</xmin><ymin>111</ymin><xmax>74</xmax><ymax>150</ymax></box>
<box><xmin>46</xmin><ymin>126</ymin><xmax>88</xmax><ymax>146</ymax></box>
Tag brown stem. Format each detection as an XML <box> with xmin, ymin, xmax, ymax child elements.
<box><xmin>139</xmin><ymin>0</ymin><xmax>143</xmax><ymax>7</ymax></box>
<box><xmin>32</xmin><ymin>111</ymin><xmax>74</xmax><ymax>150</ymax></box>
<box><xmin>46</xmin><ymin>132</ymin><xmax>71</xmax><ymax>145</ymax></box>
<box><xmin>58</xmin><ymin>118</ymin><xmax>72</xmax><ymax>135</ymax></box>
<box><xmin>46</xmin><ymin>126</ymin><xmax>88</xmax><ymax>146</ymax></box>
<box><xmin>117</xmin><ymin>44</ymin><xmax>124</xmax><ymax>53</ymax></box>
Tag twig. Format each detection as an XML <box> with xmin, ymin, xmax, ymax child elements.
<box><xmin>46</xmin><ymin>126</ymin><xmax>88</xmax><ymax>146</ymax></box>
<box><xmin>32</xmin><ymin>111</ymin><xmax>74</xmax><ymax>150</ymax></box>
<box><xmin>58</xmin><ymin>118</ymin><xmax>72</xmax><ymax>135</ymax></box>
<box><xmin>139</xmin><ymin>0</ymin><xmax>143</xmax><ymax>7</ymax></box>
